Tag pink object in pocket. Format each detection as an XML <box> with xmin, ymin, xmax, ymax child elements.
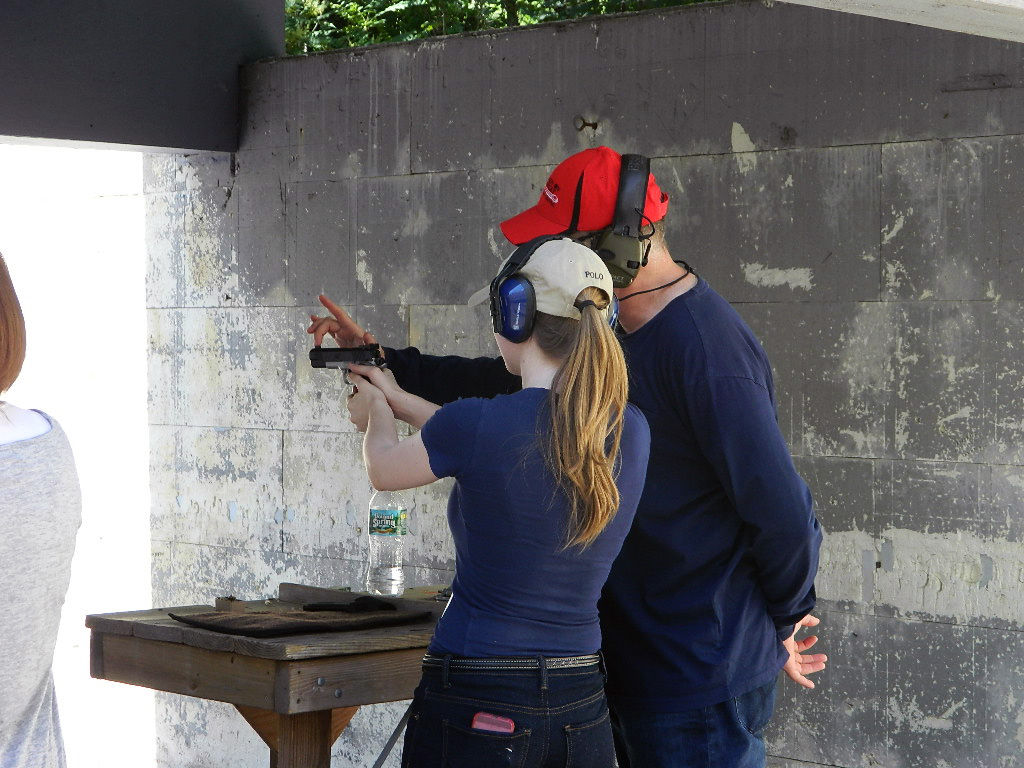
<box><xmin>471</xmin><ymin>711</ymin><xmax>516</xmax><ymax>733</ymax></box>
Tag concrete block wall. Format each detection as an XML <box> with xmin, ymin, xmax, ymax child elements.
<box><xmin>144</xmin><ymin>1</ymin><xmax>1024</xmax><ymax>765</ymax></box>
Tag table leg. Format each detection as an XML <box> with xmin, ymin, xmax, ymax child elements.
<box><xmin>275</xmin><ymin>710</ymin><xmax>331</xmax><ymax>768</ymax></box>
<box><xmin>237</xmin><ymin>705</ymin><xmax>358</xmax><ymax>768</ymax></box>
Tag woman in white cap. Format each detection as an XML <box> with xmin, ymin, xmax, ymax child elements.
<box><xmin>344</xmin><ymin>236</ymin><xmax>650</xmax><ymax>768</ymax></box>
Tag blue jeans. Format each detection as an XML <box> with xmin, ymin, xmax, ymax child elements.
<box><xmin>401</xmin><ymin>656</ymin><xmax>615</xmax><ymax>768</ymax></box>
<box><xmin>609</xmin><ymin>680</ymin><xmax>777</xmax><ymax>768</ymax></box>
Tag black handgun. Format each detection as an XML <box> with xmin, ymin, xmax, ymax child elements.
<box><xmin>309</xmin><ymin>344</ymin><xmax>386</xmax><ymax>385</ymax></box>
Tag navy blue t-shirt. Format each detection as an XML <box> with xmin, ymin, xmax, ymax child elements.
<box><xmin>598</xmin><ymin>278</ymin><xmax>821</xmax><ymax>710</ymax></box>
<box><xmin>420</xmin><ymin>388</ymin><xmax>650</xmax><ymax>657</ymax></box>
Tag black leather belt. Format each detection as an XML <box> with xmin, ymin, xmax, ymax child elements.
<box><xmin>422</xmin><ymin>653</ymin><xmax>601</xmax><ymax>670</ymax></box>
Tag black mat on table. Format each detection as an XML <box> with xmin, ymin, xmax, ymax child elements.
<box><xmin>167</xmin><ymin>607</ymin><xmax>432</xmax><ymax>638</ymax></box>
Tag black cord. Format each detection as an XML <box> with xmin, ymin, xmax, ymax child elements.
<box><xmin>617</xmin><ymin>262</ymin><xmax>694</xmax><ymax>303</ymax></box>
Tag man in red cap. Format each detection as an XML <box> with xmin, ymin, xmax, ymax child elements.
<box><xmin>310</xmin><ymin>146</ymin><xmax>825</xmax><ymax>768</ymax></box>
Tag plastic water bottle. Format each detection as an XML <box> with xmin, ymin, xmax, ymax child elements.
<box><xmin>366</xmin><ymin>489</ymin><xmax>409</xmax><ymax>596</ymax></box>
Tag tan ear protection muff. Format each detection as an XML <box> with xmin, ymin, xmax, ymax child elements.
<box><xmin>593</xmin><ymin>154</ymin><xmax>654</xmax><ymax>289</ymax></box>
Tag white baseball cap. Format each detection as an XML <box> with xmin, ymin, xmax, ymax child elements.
<box><xmin>468</xmin><ymin>237</ymin><xmax>614</xmax><ymax>320</ymax></box>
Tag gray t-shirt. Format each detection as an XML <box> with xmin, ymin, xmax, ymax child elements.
<box><xmin>0</xmin><ymin>413</ymin><xmax>81</xmax><ymax>768</ymax></box>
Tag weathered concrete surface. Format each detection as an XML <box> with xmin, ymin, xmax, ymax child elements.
<box><xmin>144</xmin><ymin>1</ymin><xmax>1024</xmax><ymax>766</ymax></box>
<box><xmin>781</xmin><ymin>0</ymin><xmax>1024</xmax><ymax>45</ymax></box>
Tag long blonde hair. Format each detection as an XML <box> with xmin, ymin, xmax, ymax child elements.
<box><xmin>534</xmin><ymin>286</ymin><xmax>629</xmax><ymax>548</ymax></box>
<box><xmin>0</xmin><ymin>254</ymin><xmax>26</xmax><ymax>394</ymax></box>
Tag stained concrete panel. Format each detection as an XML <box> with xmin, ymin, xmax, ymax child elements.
<box><xmin>148</xmin><ymin>307</ymin><xmax>311</xmax><ymax>429</ymax></box>
<box><xmin>767</xmin><ymin>611</ymin><xmax>884</xmax><ymax>768</ymax></box>
<box><xmin>233</xmin><ymin>146</ymin><xmax>295</xmax><ymax>187</ymax></box>
<box><xmin>980</xmin><ymin>300</ymin><xmax>1024</xmax><ymax>466</ymax></box>
<box><xmin>706</xmin><ymin>3</ymin><xmax>1024</xmax><ymax>152</ymax></box>
<box><xmin>235</xmin><ymin>183</ymin><xmax>291</xmax><ymax>305</ymax></box>
<box><xmin>486</xmin><ymin>10</ymin><xmax>708</xmax><ymax>167</ymax></box>
<box><xmin>155</xmin><ymin>695</ymin><xmax>266</xmax><ymax>768</ymax></box>
<box><xmin>145</xmin><ymin>192</ymin><xmax>188</xmax><ymax>308</ymax></box>
<box><xmin>978</xmin><ymin>626</ymin><xmax>1024</xmax><ymax>764</ymax></box>
<box><xmin>750</xmin><ymin>302</ymin><xmax>896</xmax><ymax>459</ymax></box>
<box><xmin>143</xmin><ymin>155</ymin><xmax>187</xmax><ymax>195</ymax></box>
<box><xmin>736</xmin><ymin>304</ymin><xmax>803</xmax><ymax>452</ymax></box>
<box><xmin>287</xmin><ymin>180</ymin><xmax>356</xmax><ymax>306</ymax></box>
<box><xmin>146</xmin><ymin>184</ymin><xmax>240</xmax><ymax>309</ymax></box>
<box><xmin>757</xmin><ymin>299</ymin><xmax>1022</xmax><ymax>465</ymax></box>
<box><xmin>410</xmin><ymin>37</ymin><xmax>495</xmax><ymax>173</ymax></box>
<box><xmin>150</xmin><ymin>425</ymin><xmax>284</xmax><ymax>553</ymax></box>
<box><xmin>875</xmin><ymin>460</ymin><xmax>984</xmax><ymax>538</ymax></box>
<box><xmin>659</xmin><ymin>146</ymin><xmax>881</xmax><ymax>303</ymax></box>
<box><xmin>409</xmin><ymin>304</ymin><xmax>497</xmax><ymax>361</ymax></box>
<box><xmin>982</xmin><ymin>464</ymin><xmax>1024</xmax><ymax>544</ymax></box>
<box><xmin>890</xmin><ymin>302</ymin><xmax>988</xmax><ymax>462</ymax></box>
<box><xmin>240</xmin><ymin>58</ymin><xmax>301</xmax><ymax>151</ymax></box>
<box><xmin>883</xmin><ymin>619</ymin><xmax>981</xmax><ymax>767</ymax></box>
<box><xmin>282</xmin><ymin>430</ymin><xmax>374</xmax><ymax>562</ymax></box>
<box><xmin>882</xmin><ymin>138</ymin><xmax>1024</xmax><ymax>302</ymax></box>
<box><xmin>872</xmin><ymin>461</ymin><xmax>1022</xmax><ymax>629</ymax></box>
<box><xmin>353</xmin><ymin>172</ymin><xmax>493</xmax><ymax>306</ymax></box>
<box><xmin>288</xmin><ymin>49</ymin><xmax>413</xmax><ymax>181</ymax></box>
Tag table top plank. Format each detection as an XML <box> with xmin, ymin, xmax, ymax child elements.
<box><xmin>85</xmin><ymin>605</ymin><xmax>211</xmax><ymax>635</ymax></box>
<box><xmin>86</xmin><ymin>595</ymin><xmax>443</xmax><ymax>661</ymax></box>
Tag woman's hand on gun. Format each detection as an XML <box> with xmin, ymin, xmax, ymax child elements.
<box><xmin>349</xmin><ymin>363</ymin><xmax>440</xmax><ymax>430</ymax></box>
<box><xmin>307</xmin><ymin>294</ymin><xmax>378</xmax><ymax>347</ymax></box>
<box><xmin>346</xmin><ymin>372</ymin><xmax>389</xmax><ymax>432</ymax></box>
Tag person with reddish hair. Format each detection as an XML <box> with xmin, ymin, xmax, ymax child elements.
<box><xmin>0</xmin><ymin>253</ymin><xmax>81</xmax><ymax>768</ymax></box>
<box><xmin>310</xmin><ymin>146</ymin><xmax>825</xmax><ymax>768</ymax></box>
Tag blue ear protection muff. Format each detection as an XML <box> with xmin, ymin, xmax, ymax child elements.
<box><xmin>489</xmin><ymin>235</ymin><xmax>559</xmax><ymax>343</ymax></box>
<box><xmin>489</xmin><ymin>235</ymin><xmax>620</xmax><ymax>343</ymax></box>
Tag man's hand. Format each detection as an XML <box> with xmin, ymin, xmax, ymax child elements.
<box><xmin>307</xmin><ymin>294</ymin><xmax>378</xmax><ymax>347</ymax></box>
<box><xmin>782</xmin><ymin>614</ymin><xmax>827</xmax><ymax>689</ymax></box>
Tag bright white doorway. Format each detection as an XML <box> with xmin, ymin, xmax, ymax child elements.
<box><xmin>0</xmin><ymin>142</ymin><xmax>155</xmax><ymax>768</ymax></box>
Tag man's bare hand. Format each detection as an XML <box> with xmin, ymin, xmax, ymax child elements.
<box><xmin>782</xmin><ymin>614</ymin><xmax>827</xmax><ymax>689</ymax></box>
<box><xmin>307</xmin><ymin>294</ymin><xmax>377</xmax><ymax>347</ymax></box>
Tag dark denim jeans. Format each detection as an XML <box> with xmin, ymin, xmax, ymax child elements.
<box><xmin>610</xmin><ymin>680</ymin><xmax>777</xmax><ymax>768</ymax></box>
<box><xmin>401</xmin><ymin>657</ymin><xmax>614</xmax><ymax>768</ymax></box>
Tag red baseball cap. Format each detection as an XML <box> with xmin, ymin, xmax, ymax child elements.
<box><xmin>500</xmin><ymin>146</ymin><xmax>670</xmax><ymax>245</ymax></box>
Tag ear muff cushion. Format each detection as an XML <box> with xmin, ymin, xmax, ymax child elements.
<box><xmin>497</xmin><ymin>274</ymin><xmax>536</xmax><ymax>342</ymax></box>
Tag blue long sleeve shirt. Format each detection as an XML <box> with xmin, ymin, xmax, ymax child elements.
<box><xmin>385</xmin><ymin>277</ymin><xmax>821</xmax><ymax>710</ymax></box>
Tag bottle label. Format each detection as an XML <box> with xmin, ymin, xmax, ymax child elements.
<box><xmin>369</xmin><ymin>508</ymin><xmax>407</xmax><ymax>536</ymax></box>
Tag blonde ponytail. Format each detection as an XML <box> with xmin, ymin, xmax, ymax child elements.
<box><xmin>533</xmin><ymin>286</ymin><xmax>629</xmax><ymax>548</ymax></box>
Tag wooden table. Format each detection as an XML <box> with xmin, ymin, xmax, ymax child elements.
<box><xmin>87</xmin><ymin>583</ymin><xmax>444</xmax><ymax>768</ymax></box>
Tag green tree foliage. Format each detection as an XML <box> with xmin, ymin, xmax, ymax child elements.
<box><xmin>285</xmin><ymin>0</ymin><xmax>720</xmax><ymax>54</ymax></box>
